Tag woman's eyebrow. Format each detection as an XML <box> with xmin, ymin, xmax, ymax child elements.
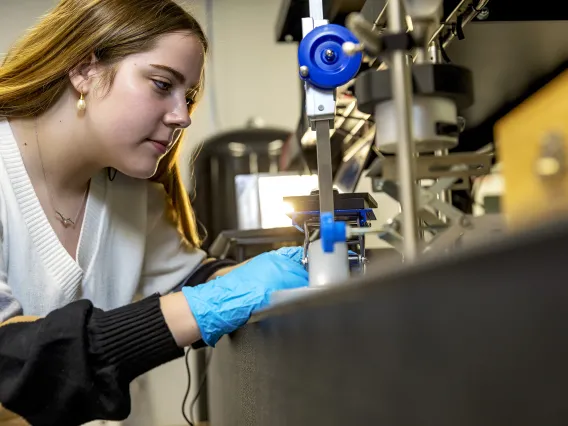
<box><xmin>149</xmin><ymin>64</ymin><xmax>186</xmax><ymax>85</ymax></box>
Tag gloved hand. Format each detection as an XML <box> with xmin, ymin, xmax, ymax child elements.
<box><xmin>181</xmin><ymin>246</ymin><xmax>308</xmax><ymax>346</ymax></box>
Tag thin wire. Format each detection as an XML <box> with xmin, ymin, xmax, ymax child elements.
<box><xmin>181</xmin><ymin>348</ymin><xmax>193</xmax><ymax>426</ymax></box>
<box><xmin>189</xmin><ymin>349</ymin><xmax>213</xmax><ymax>424</ymax></box>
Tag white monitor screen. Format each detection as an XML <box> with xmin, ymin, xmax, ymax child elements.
<box><xmin>235</xmin><ymin>173</ymin><xmax>322</xmax><ymax>229</ymax></box>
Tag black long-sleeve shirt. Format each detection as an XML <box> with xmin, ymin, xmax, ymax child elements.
<box><xmin>0</xmin><ymin>294</ymin><xmax>183</xmax><ymax>426</ymax></box>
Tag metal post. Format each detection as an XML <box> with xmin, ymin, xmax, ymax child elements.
<box><xmin>435</xmin><ymin>148</ymin><xmax>451</xmax><ymax>223</ymax></box>
<box><xmin>315</xmin><ymin>120</ymin><xmax>335</xmax><ymax>216</ymax></box>
<box><xmin>309</xmin><ymin>0</ymin><xmax>324</xmax><ymax>20</ymax></box>
<box><xmin>428</xmin><ymin>40</ymin><xmax>441</xmax><ymax>63</ymax></box>
<box><xmin>387</xmin><ymin>0</ymin><xmax>419</xmax><ymax>261</ymax></box>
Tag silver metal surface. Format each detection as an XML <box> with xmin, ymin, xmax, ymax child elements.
<box><xmin>476</xmin><ymin>7</ymin><xmax>490</xmax><ymax>20</ymax></box>
<box><xmin>375</xmin><ymin>152</ymin><xmax>493</xmax><ymax>182</ymax></box>
<box><xmin>435</xmin><ymin>149</ymin><xmax>451</xmax><ymax>223</ymax></box>
<box><xmin>299</xmin><ymin>65</ymin><xmax>309</xmax><ymax>77</ymax></box>
<box><xmin>439</xmin><ymin>0</ymin><xmax>490</xmax><ymax>49</ymax></box>
<box><xmin>378</xmin><ymin>173</ymin><xmax>467</xmax><ymax>254</ymax></box>
<box><xmin>315</xmin><ymin>120</ymin><xmax>335</xmax><ymax>215</ymax></box>
<box><xmin>428</xmin><ymin>0</ymin><xmax>468</xmax><ymax>41</ymax></box>
<box><xmin>367</xmin><ymin>0</ymin><xmax>484</xmax><ymax>70</ymax></box>
<box><xmin>403</xmin><ymin>0</ymin><xmax>444</xmax><ymax>20</ymax></box>
<box><xmin>428</xmin><ymin>40</ymin><xmax>442</xmax><ymax>63</ymax></box>
<box><xmin>375</xmin><ymin>97</ymin><xmax>459</xmax><ymax>153</ymax></box>
<box><xmin>424</xmin><ymin>214</ymin><xmax>504</xmax><ymax>255</ymax></box>
<box><xmin>386</xmin><ymin>0</ymin><xmax>419</xmax><ymax>261</ymax></box>
<box><xmin>404</xmin><ymin>0</ymin><xmax>443</xmax><ymax>64</ymax></box>
<box><xmin>345</xmin><ymin>12</ymin><xmax>384</xmax><ymax>56</ymax></box>
<box><xmin>372</xmin><ymin>0</ymin><xmax>389</xmax><ymax>31</ymax></box>
<box><xmin>428</xmin><ymin>198</ymin><xmax>465</xmax><ymax>223</ymax></box>
<box><xmin>309</xmin><ymin>0</ymin><xmax>324</xmax><ymax>20</ymax></box>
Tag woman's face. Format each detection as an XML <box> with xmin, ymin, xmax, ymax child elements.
<box><xmin>86</xmin><ymin>31</ymin><xmax>204</xmax><ymax>179</ymax></box>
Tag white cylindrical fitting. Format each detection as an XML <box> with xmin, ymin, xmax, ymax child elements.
<box><xmin>375</xmin><ymin>96</ymin><xmax>458</xmax><ymax>153</ymax></box>
<box><xmin>307</xmin><ymin>239</ymin><xmax>349</xmax><ymax>287</ymax></box>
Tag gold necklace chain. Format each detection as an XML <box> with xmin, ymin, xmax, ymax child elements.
<box><xmin>34</xmin><ymin>118</ymin><xmax>89</xmax><ymax>228</ymax></box>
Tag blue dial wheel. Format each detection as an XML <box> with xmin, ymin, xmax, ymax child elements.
<box><xmin>298</xmin><ymin>24</ymin><xmax>363</xmax><ymax>90</ymax></box>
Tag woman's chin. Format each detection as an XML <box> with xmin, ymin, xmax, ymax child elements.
<box><xmin>115</xmin><ymin>162</ymin><xmax>159</xmax><ymax>180</ymax></box>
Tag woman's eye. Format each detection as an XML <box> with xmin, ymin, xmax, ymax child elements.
<box><xmin>153</xmin><ymin>79</ymin><xmax>171</xmax><ymax>91</ymax></box>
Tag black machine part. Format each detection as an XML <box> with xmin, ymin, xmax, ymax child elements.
<box><xmin>208</xmin><ymin>216</ymin><xmax>568</xmax><ymax>426</ymax></box>
<box><xmin>207</xmin><ymin>227</ymin><xmax>305</xmax><ymax>262</ymax></box>
<box><xmin>355</xmin><ymin>63</ymin><xmax>475</xmax><ymax>114</ymax></box>
<box><xmin>284</xmin><ymin>191</ymin><xmax>379</xmax><ymax>213</ymax></box>
<box><xmin>191</xmin><ymin>127</ymin><xmax>292</xmax><ymax>250</ymax></box>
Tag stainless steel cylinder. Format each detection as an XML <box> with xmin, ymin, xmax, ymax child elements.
<box><xmin>374</xmin><ymin>96</ymin><xmax>458</xmax><ymax>153</ymax></box>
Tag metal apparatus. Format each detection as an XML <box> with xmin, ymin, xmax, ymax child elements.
<box><xmin>339</xmin><ymin>0</ymin><xmax>495</xmax><ymax>263</ymax></box>
<box><xmin>208</xmin><ymin>2</ymin><xmax>568</xmax><ymax>424</ymax></box>
<box><xmin>285</xmin><ymin>190</ymin><xmax>378</xmax><ymax>281</ymax></box>
<box><xmin>272</xmin><ymin>0</ymin><xmax>495</xmax><ymax>298</ymax></box>
<box><xmin>291</xmin><ymin>0</ymin><xmax>364</xmax><ymax>288</ymax></box>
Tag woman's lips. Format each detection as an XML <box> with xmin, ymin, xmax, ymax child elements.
<box><xmin>147</xmin><ymin>139</ymin><xmax>169</xmax><ymax>154</ymax></box>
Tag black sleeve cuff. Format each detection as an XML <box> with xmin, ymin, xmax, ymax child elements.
<box><xmin>89</xmin><ymin>294</ymin><xmax>184</xmax><ymax>384</ymax></box>
<box><xmin>1</xmin><ymin>295</ymin><xmax>184</xmax><ymax>426</ymax></box>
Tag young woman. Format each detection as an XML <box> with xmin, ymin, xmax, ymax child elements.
<box><xmin>0</xmin><ymin>1</ymin><xmax>309</xmax><ymax>425</ymax></box>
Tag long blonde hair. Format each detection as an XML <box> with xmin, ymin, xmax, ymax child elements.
<box><xmin>0</xmin><ymin>0</ymin><xmax>207</xmax><ymax>248</ymax></box>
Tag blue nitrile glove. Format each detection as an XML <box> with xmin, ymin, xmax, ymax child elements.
<box><xmin>181</xmin><ymin>246</ymin><xmax>308</xmax><ymax>346</ymax></box>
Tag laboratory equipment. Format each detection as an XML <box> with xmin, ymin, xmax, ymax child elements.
<box><xmin>205</xmin><ymin>1</ymin><xmax>568</xmax><ymax>425</ymax></box>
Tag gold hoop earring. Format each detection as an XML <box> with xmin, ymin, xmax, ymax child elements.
<box><xmin>77</xmin><ymin>92</ymin><xmax>86</xmax><ymax>111</ymax></box>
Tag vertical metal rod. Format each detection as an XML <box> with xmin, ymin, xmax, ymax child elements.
<box><xmin>435</xmin><ymin>148</ymin><xmax>451</xmax><ymax>223</ymax></box>
<box><xmin>428</xmin><ymin>40</ymin><xmax>442</xmax><ymax>63</ymax></box>
<box><xmin>387</xmin><ymin>0</ymin><xmax>419</xmax><ymax>261</ymax></box>
<box><xmin>315</xmin><ymin>120</ymin><xmax>335</xmax><ymax>216</ymax></box>
<box><xmin>309</xmin><ymin>0</ymin><xmax>324</xmax><ymax>20</ymax></box>
<box><xmin>431</xmin><ymin>42</ymin><xmax>450</xmax><ymax>223</ymax></box>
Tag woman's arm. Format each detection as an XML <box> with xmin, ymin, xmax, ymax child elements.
<box><xmin>202</xmin><ymin>257</ymin><xmax>250</xmax><ymax>284</ymax></box>
<box><xmin>0</xmin><ymin>291</ymin><xmax>199</xmax><ymax>426</ymax></box>
<box><xmin>204</xmin><ymin>258</ymin><xmax>251</xmax><ymax>282</ymax></box>
<box><xmin>160</xmin><ymin>292</ymin><xmax>201</xmax><ymax>345</ymax></box>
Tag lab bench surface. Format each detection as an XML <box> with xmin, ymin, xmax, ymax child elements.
<box><xmin>207</xmin><ymin>218</ymin><xmax>568</xmax><ymax>426</ymax></box>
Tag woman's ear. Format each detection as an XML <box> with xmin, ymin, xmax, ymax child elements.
<box><xmin>68</xmin><ymin>52</ymin><xmax>100</xmax><ymax>95</ymax></box>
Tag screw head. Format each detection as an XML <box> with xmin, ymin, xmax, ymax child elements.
<box><xmin>537</xmin><ymin>132</ymin><xmax>566</xmax><ymax>179</ymax></box>
<box><xmin>457</xmin><ymin>116</ymin><xmax>466</xmax><ymax>133</ymax></box>
<box><xmin>324</xmin><ymin>49</ymin><xmax>336</xmax><ymax>61</ymax></box>
<box><xmin>318</xmin><ymin>105</ymin><xmax>324</xmax><ymax>111</ymax></box>
<box><xmin>476</xmin><ymin>7</ymin><xmax>489</xmax><ymax>20</ymax></box>
<box><xmin>536</xmin><ymin>157</ymin><xmax>561</xmax><ymax>177</ymax></box>
<box><xmin>342</xmin><ymin>41</ymin><xmax>359</xmax><ymax>56</ymax></box>
<box><xmin>387</xmin><ymin>218</ymin><xmax>400</xmax><ymax>232</ymax></box>
<box><xmin>299</xmin><ymin>65</ymin><xmax>309</xmax><ymax>77</ymax></box>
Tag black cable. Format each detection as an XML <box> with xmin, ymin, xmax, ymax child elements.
<box><xmin>440</xmin><ymin>43</ymin><xmax>452</xmax><ymax>63</ymax></box>
<box><xmin>181</xmin><ymin>348</ymin><xmax>194</xmax><ymax>426</ymax></box>
<box><xmin>189</xmin><ymin>349</ymin><xmax>213</xmax><ymax>424</ymax></box>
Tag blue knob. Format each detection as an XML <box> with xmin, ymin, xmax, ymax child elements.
<box><xmin>298</xmin><ymin>24</ymin><xmax>363</xmax><ymax>90</ymax></box>
<box><xmin>320</xmin><ymin>212</ymin><xmax>347</xmax><ymax>253</ymax></box>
